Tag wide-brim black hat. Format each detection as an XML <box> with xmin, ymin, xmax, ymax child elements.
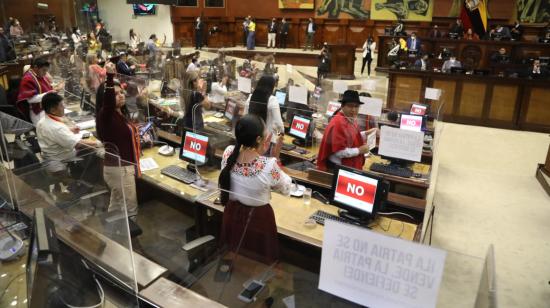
<box><xmin>339</xmin><ymin>90</ymin><xmax>364</xmax><ymax>105</ymax></box>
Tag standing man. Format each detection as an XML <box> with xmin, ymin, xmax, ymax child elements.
<box><xmin>195</xmin><ymin>16</ymin><xmax>204</xmax><ymax>50</ymax></box>
<box><xmin>279</xmin><ymin>18</ymin><xmax>289</xmax><ymax>49</ymax></box>
<box><xmin>243</xmin><ymin>16</ymin><xmax>250</xmax><ymax>47</ymax></box>
<box><xmin>267</xmin><ymin>18</ymin><xmax>278</xmax><ymax>49</ymax></box>
<box><xmin>406</xmin><ymin>32</ymin><xmax>421</xmax><ymax>55</ymax></box>
<box><xmin>304</xmin><ymin>18</ymin><xmax>316</xmax><ymax>51</ymax></box>
<box><xmin>0</xmin><ymin>27</ymin><xmax>15</xmax><ymax>63</ymax></box>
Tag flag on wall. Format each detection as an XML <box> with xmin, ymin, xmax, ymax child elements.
<box><xmin>460</xmin><ymin>0</ymin><xmax>488</xmax><ymax>37</ymax></box>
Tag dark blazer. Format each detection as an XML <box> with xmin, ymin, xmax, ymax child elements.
<box><xmin>116</xmin><ymin>60</ymin><xmax>135</xmax><ymax>76</ymax></box>
<box><xmin>413</xmin><ymin>58</ymin><xmax>430</xmax><ymax>70</ymax></box>
<box><xmin>406</xmin><ymin>37</ymin><xmax>421</xmax><ymax>51</ymax></box>
<box><xmin>306</xmin><ymin>22</ymin><xmax>317</xmax><ymax>34</ymax></box>
<box><xmin>280</xmin><ymin>22</ymin><xmax>289</xmax><ymax>35</ymax></box>
<box><xmin>268</xmin><ymin>22</ymin><xmax>278</xmax><ymax>33</ymax></box>
<box><xmin>195</xmin><ymin>21</ymin><xmax>204</xmax><ymax>33</ymax></box>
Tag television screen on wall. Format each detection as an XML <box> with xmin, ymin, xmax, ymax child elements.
<box><xmin>133</xmin><ymin>4</ymin><xmax>157</xmax><ymax>15</ymax></box>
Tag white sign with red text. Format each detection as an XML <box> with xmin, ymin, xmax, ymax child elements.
<box><xmin>182</xmin><ymin>132</ymin><xmax>209</xmax><ymax>164</ymax></box>
<box><xmin>289</xmin><ymin>116</ymin><xmax>310</xmax><ymax>139</ymax></box>
<box><xmin>410</xmin><ymin>104</ymin><xmax>427</xmax><ymax>116</ymax></box>
<box><xmin>400</xmin><ymin>114</ymin><xmax>423</xmax><ymax>132</ymax></box>
<box><xmin>326</xmin><ymin>101</ymin><xmax>341</xmax><ymax>116</ymax></box>
<box><xmin>334</xmin><ymin>169</ymin><xmax>378</xmax><ymax>214</ymax></box>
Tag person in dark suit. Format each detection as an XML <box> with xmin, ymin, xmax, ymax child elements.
<box><xmin>490</xmin><ymin>48</ymin><xmax>510</xmax><ymax>64</ymax></box>
<box><xmin>195</xmin><ymin>16</ymin><xmax>204</xmax><ymax>50</ymax></box>
<box><xmin>442</xmin><ymin>55</ymin><xmax>462</xmax><ymax>73</ymax></box>
<box><xmin>267</xmin><ymin>18</ymin><xmax>278</xmax><ymax>48</ymax></box>
<box><xmin>116</xmin><ymin>54</ymin><xmax>135</xmax><ymax>76</ymax></box>
<box><xmin>413</xmin><ymin>54</ymin><xmax>430</xmax><ymax>71</ymax></box>
<box><xmin>429</xmin><ymin>25</ymin><xmax>442</xmax><ymax>38</ymax></box>
<box><xmin>527</xmin><ymin>59</ymin><xmax>548</xmax><ymax>79</ymax></box>
<box><xmin>279</xmin><ymin>18</ymin><xmax>289</xmax><ymax>49</ymax></box>
<box><xmin>317</xmin><ymin>43</ymin><xmax>330</xmax><ymax>84</ymax></box>
<box><xmin>511</xmin><ymin>20</ymin><xmax>522</xmax><ymax>41</ymax></box>
<box><xmin>406</xmin><ymin>32</ymin><xmax>421</xmax><ymax>54</ymax></box>
<box><xmin>449</xmin><ymin>19</ymin><xmax>464</xmax><ymax>39</ymax></box>
<box><xmin>0</xmin><ymin>27</ymin><xmax>15</xmax><ymax>63</ymax></box>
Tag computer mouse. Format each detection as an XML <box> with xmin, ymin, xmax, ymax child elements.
<box><xmin>158</xmin><ymin>145</ymin><xmax>175</xmax><ymax>156</ymax></box>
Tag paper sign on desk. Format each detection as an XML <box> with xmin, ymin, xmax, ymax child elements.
<box><xmin>379</xmin><ymin>126</ymin><xmax>424</xmax><ymax>162</ymax></box>
<box><xmin>289</xmin><ymin>86</ymin><xmax>308</xmax><ymax>105</ymax></box>
<box><xmin>358</xmin><ymin>97</ymin><xmax>383</xmax><ymax>117</ymax></box>
<box><xmin>425</xmin><ymin>87</ymin><xmax>441</xmax><ymax>100</ymax></box>
<box><xmin>319</xmin><ymin>220</ymin><xmax>446</xmax><ymax>308</ymax></box>
<box><xmin>140</xmin><ymin>157</ymin><xmax>159</xmax><ymax>172</ymax></box>
<box><xmin>333</xmin><ymin>80</ymin><xmax>348</xmax><ymax>94</ymax></box>
<box><xmin>286</xmin><ymin>64</ymin><xmax>293</xmax><ymax>73</ymax></box>
<box><xmin>362</xmin><ymin>79</ymin><xmax>377</xmax><ymax>91</ymax></box>
<box><xmin>237</xmin><ymin>77</ymin><xmax>252</xmax><ymax>93</ymax></box>
<box><xmin>326</xmin><ymin>101</ymin><xmax>341</xmax><ymax>116</ymax></box>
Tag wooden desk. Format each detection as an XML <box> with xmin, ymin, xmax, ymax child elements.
<box><xmin>140</xmin><ymin>277</ymin><xmax>226</xmax><ymax>308</ymax></box>
<box><xmin>327</xmin><ymin>44</ymin><xmax>356</xmax><ymax>80</ymax></box>
<box><xmin>386</xmin><ymin>69</ymin><xmax>550</xmax><ymax>133</ymax></box>
<box><xmin>376</xmin><ymin>35</ymin><xmax>550</xmax><ymax>71</ymax></box>
<box><xmin>140</xmin><ymin>148</ymin><xmax>419</xmax><ymax>247</ymax></box>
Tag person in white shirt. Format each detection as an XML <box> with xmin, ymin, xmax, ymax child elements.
<box><xmin>186</xmin><ymin>58</ymin><xmax>200</xmax><ymax>72</ymax></box>
<box><xmin>210</xmin><ymin>75</ymin><xmax>228</xmax><ymax>104</ymax></box>
<box><xmin>129</xmin><ymin>28</ymin><xmax>140</xmax><ymax>50</ymax></box>
<box><xmin>244</xmin><ymin>75</ymin><xmax>284</xmax><ymax>148</ymax></box>
<box><xmin>71</xmin><ymin>27</ymin><xmax>82</xmax><ymax>50</ymax></box>
<box><xmin>36</xmin><ymin>93</ymin><xmax>99</xmax><ymax>174</ymax></box>
<box><xmin>267</xmin><ymin>18</ymin><xmax>278</xmax><ymax>48</ymax></box>
<box><xmin>219</xmin><ymin>114</ymin><xmax>290</xmax><ymax>263</ymax></box>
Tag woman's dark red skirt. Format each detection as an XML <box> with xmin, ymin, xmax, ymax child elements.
<box><xmin>220</xmin><ymin>200</ymin><xmax>279</xmax><ymax>264</ymax></box>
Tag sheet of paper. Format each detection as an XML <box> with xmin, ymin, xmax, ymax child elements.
<box><xmin>286</xmin><ymin>64</ymin><xmax>293</xmax><ymax>74</ymax></box>
<box><xmin>76</xmin><ymin>130</ymin><xmax>91</xmax><ymax>139</ymax></box>
<box><xmin>378</xmin><ymin>125</ymin><xmax>424</xmax><ymax>162</ymax></box>
<box><xmin>282</xmin><ymin>295</ymin><xmax>296</xmax><ymax>308</ymax></box>
<box><xmin>333</xmin><ymin>80</ymin><xmax>348</xmax><ymax>94</ymax></box>
<box><xmin>288</xmin><ymin>86</ymin><xmax>308</xmax><ymax>105</ymax></box>
<box><xmin>367</xmin><ymin>130</ymin><xmax>377</xmax><ymax>150</ymax></box>
<box><xmin>358</xmin><ymin>97</ymin><xmax>383</xmax><ymax>117</ymax></box>
<box><xmin>319</xmin><ymin>220</ymin><xmax>446</xmax><ymax>308</ymax></box>
<box><xmin>75</xmin><ymin>119</ymin><xmax>96</xmax><ymax>130</ymax></box>
<box><xmin>237</xmin><ymin>77</ymin><xmax>252</xmax><ymax>93</ymax></box>
<box><xmin>425</xmin><ymin>87</ymin><xmax>442</xmax><ymax>100</ymax></box>
<box><xmin>28</xmin><ymin>92</ymin><xmax>49</xmax><ymax>104</ymax></box>
<box><xmin>362</xmin><ymin>79</ymin><xmax>377</xmax><ymax>91</ymax></box>
<box><xmin>139</xmin><ymin>157</ymin><xmax>159</xmax><ymax>172</ymax></box>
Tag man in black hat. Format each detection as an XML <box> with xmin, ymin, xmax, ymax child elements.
<box><xmin>317</xmin><ymin>90</ymin><xmax>373</xmax><ymax>171</ymax></box>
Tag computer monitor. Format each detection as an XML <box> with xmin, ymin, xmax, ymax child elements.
<box><xmin>410</xmin><ymin>103</ymin><xmax>428</xmax><ymax>116</ymax></box>
<box><xmin>289</xmin><ymin>115</ymin><xmax>312</xmax><ymax>146</ymax></box>
<box><xmin>180</xmin><ymin>130</ymin><xmax>210</xmax><ymax>168</ymax></box>
<box><xmin>330</xmin><ymin>165</ymin><xmax>387</xmax><ymax>222</ymax></box>
<box><xmin>275</xmin><ymin>90</ymin><xmax>287</xmax><ymax>106</ymax></box>
<box><xmin>224</xmin><ymin>99</ymin><xmax>238</xmax><ymax>121</ymax></box>
<box><xmin>400</xmin><ymin>114</ymin><xmax>424</xmax><ymax>132</ymax></box>
<box><xmin>451</xmin><ymin>67</ymin><xmax>466</xmax><ymax>74</ymax></box>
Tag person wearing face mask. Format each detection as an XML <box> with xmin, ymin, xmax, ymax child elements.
<box><xmin>17</xmin><ymin>57</ymin><xmax>64</xmax><ymax>124</ymax></box>
<box><xmin>527</xmin><ymin>59</ymin><xmax>548</xmax><ymax>79</ymax></box>
<box><xmin>442</xmin><ymin>55</ymin><xmax>462</xmax><ymax>73</ymax></box>
<box><xmin>9</xmin><ymin>19</ymin><xmax>24</xmax><ymax>38</ymax></box>
<box><xmin>195</xmin><ymin>16</ymin><xmax>204</xmax><ymax>50</ymax></box>
<box><xmin>96</xmin><ymin>71</ymin><xmax>141</xmax><ymax>218</ymax></box>
<box><xmin>317</xmin><ymin>90</ymin><xmax>375</xmax><ymax>172</ymax></box>
<box><xmin>406</xmin><ymin>32</ymin><xmax>421</xmax><ymax>55</ymax></box>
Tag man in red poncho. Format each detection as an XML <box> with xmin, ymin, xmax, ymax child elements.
<box><xmin>317</xmin><ymin>90</ymin><xmax>375</xmax><ymax>172</ymax></box>
<box><xmin>16</xmin><ymin>57</ymin><xmax>56</xmax><ymax>124</ymax></box>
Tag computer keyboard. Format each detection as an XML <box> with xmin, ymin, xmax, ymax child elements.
<box><xmin>309</xmin><ymin>210</ymin><xmax>368</xmax><ymax>228</ymax></box>
<box><xmin>281</xmin><ymin>143</ymin><xmax>296</xmax><ymax>151</ymax></box>
<box><xmin>206</xmin><ymin>122</ymin><xmax>232</xmax><ymax>132</ymax></box>
<box><xmin>370</xmin><ymin>163</ymin><xmax>414</xmax><ymax>178</ymax></box>
<box><xmin>286</xmin><ymin>161</ymin><xmax>317</xmax><ymax>172</ymax></box>
<box><xmin>161</xmin><ymin>165</ymin><xmax>197</xmax><ymax>184</ymax></box>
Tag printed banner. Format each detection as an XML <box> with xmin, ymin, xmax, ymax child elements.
<box><xmin>371</xmin><ymin>0</ymin><xmax>434</xmax><ymax>21</ymax></box>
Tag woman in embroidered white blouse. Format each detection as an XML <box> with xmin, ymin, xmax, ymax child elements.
<box><xmin>219</xmin><ymin>114</ymin><xmax>292</xmax><ymax>206</ymax></box>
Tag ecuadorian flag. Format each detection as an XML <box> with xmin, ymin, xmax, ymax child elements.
<box><xmin>460</xmin><ymin>0</ymin><xmax>488</xmax><ymax>38</ymax></box>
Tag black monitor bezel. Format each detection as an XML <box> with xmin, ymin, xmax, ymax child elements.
<box><xmin>274</xmin><ymin>90</ymin><xmax>287</xmax><ymax>106</ymax></box>
<box><xmin>409</xmin><ymin>103</ymin><xmax>429</xmax><ymax>116</ymax></box>
<box><xmin>224</xmin><ymin>99</ymin><xmax>238</xmax><ymax>121</ymax></box>
<box><xmin>330</xmin><ymin>165</ymin><xmax>387</xmax><ymax>220</ymax></box>
<box><xmin>179</xmin><ymin>129</ymin><xmax>210</xmax><ymax>166</ymax></box>
<box><xmin>288</xmin><ymin>114</ymin><xmax>312</xmax><ymax>141</ymax></box>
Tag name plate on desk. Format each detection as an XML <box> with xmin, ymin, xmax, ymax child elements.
<box><xmin>319</xmin><ymin>220</ymin><xmax>446</xmax><ymax>308</ymax></box>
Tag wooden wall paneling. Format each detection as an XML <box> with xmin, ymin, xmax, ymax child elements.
<box><xmin>488</xmin><ymin>85</ymin><xmax>519</xmax><ymax>122</ymax></box>
<box><xmin>393</xmin><ymin>75</ymin><xmax>422</xmax><ymax>111</ymax></box>
<box><xmin>458</xmin><ymin>82</ymin><xmax>486</xmax><ymax>119</ymax></box>
<box><xmin>523</xmin><ymin>87</ymin><xmax>550</xmax><ymax>126</ymax></box>
<box><xmin>321</xmin><ymin>21</ymin><xmax>345</xmax><ymax>45</ymax></box>
<box><xmin>431</xmin><ymin>79</ymin><xmax>456</xmax><ymax>118</ymax></box>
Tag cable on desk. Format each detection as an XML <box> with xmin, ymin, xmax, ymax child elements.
<box><xmin>377</xmin><ymin>211</ymin><xmax>415</xmax><ymax>220</ymax></box>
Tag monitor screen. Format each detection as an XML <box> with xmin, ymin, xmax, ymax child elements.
<box><xmin>410</xmin><ymin>103</ymin><xmax>427</xmax><ymax>116</ymax></box>
<box><xmin>400</xmin><ymin>114</ymin><xmax>423</xmax><ymax>132</ymax></box>
<box><xmin>224</xmin><ymin>100</ymin><xmax>238</xmax><ymax>121</ymax></box>
<box><xmin>326</xmin><ymin>101</ymin><xmax>341</xmax><ymax>117</ymax></box>
<box><xmin>133</xmin><ymin>4</ymin><xmax>156</xmax><ymax>15</ymax></box>
<box><xmin>180</xmin><ymin>131</ymin><xmax>209</xmax><ymax>164</ymax></box>
<box><xmin>332</xmin><ymin>167</ymin><xmax>380</xmax><ymax>215</ymax></box>
<box><xmin>275</xmin><ymin>90</ymin><xmax>287</xmax><ymax>106</ymax></box>
<box><xmin>289</xmin><ymin>115</ymin><xmax>311</xmax><ymax>140</ymax></box>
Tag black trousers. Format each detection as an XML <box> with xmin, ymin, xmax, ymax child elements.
<box><xmin>361</xmin><ymin>56</ymin><xmax>373</xmax><ymax>75</ymax></box>
<box><xmin>279</xmin><ymin>34</ymin><xmax>288</xmax><ymax>48</ymax></box>
<box><xmin>243</xmin><ymin>31</ymin><xmax>248</xmax><ymax>46</ymax></box>
<box><xmin>195</xmin><ymin>32</ymin><xmax>202</xmax><ymax>49</ymax></box>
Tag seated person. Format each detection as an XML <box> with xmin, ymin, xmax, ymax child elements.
<box><xmin>442</xmin><ymin>55</ymin><xmax>462</xmax><ymax>73</ymax></box>
<box><xmin>125</xmin><ymin>49</ymin><xmax>140</xmax><ymax>67</ymax></box>
<box><xmin>210</xmin><ymin>74</ymin><xmax>229</xmax><ymax>105</ymax></box>
<box><xmin>17</xmin><ymin>57</ymin><xmax>64</xmax><ymax>124</ymax></box>
<box><xmin>449</xmin><ymin>19</ymin><xmax>464</xmax><ymax>38</ymax></box>
<box><xmin>490</xmin><ymin>25</ymin><xmax>511</xmax><ymax>40</ymax></box>
<box><xmin>116</xmin><ymin>53</ymin><xmax>135</xmax><ymax>76</ymax></box>
<box><xmin>527</xmin><ymin>59</ymin><xmax>548</xmax><ymax>79</ymax></box>
<box><xmin>317</xmin><ymin>90</ymin><xmax>375</xmax><ymax>172</ymax></box>
<box><xmin>511</xmin><ymin>20</ymin><xmax>522</xmax><ymax>41</ymax></box>
<box><xmin>490</xmin><ymin>48</ymin><xmax>510</xmax><ymax>64</ymax></box>
<box><xmin>186</xmin><ymin>57</ymin><xmax>200</xmax><ymax>73</ymax></box>
<box><xmin>183</xmin><ymin>71</ymin><xmax>210</xmax><ymax>130</ymax></box>
<box><xmin>36</xmin><ymin>93</ymin><xmax>99</xmax><ymax>175</ymax></box>
<box><xmin>219</xmin><ymin>114</ymin><xmax>291</xmax><ymax>264</ymax></box>
<box><xmin>428</xmin><ymin>25</ymin><xmax>442</xmax><ymax>38</ymax></box>
<box><xmin>465</xmin><ymin>28</ymin><xmax>480</xmax><ymax>40</ymax></box>
<box><xmin>413</xmin><ymin>54</ymin><xmax>431</xmax><ymax>71</ymax></box>
<box><xmin>406</xmin><ymin>32</ymin><xmax>421</xmax><ymax>54</ymax></box>
<box><xmin>539</xmin><ymin>28</ymin><xmax>550</xmax><ymax>43</ymax></box>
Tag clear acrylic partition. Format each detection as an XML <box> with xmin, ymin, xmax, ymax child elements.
<box><xmin>9</xmin><ymin>145</ymin><xmax>140</xmax><ymax>305</ymax></box>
